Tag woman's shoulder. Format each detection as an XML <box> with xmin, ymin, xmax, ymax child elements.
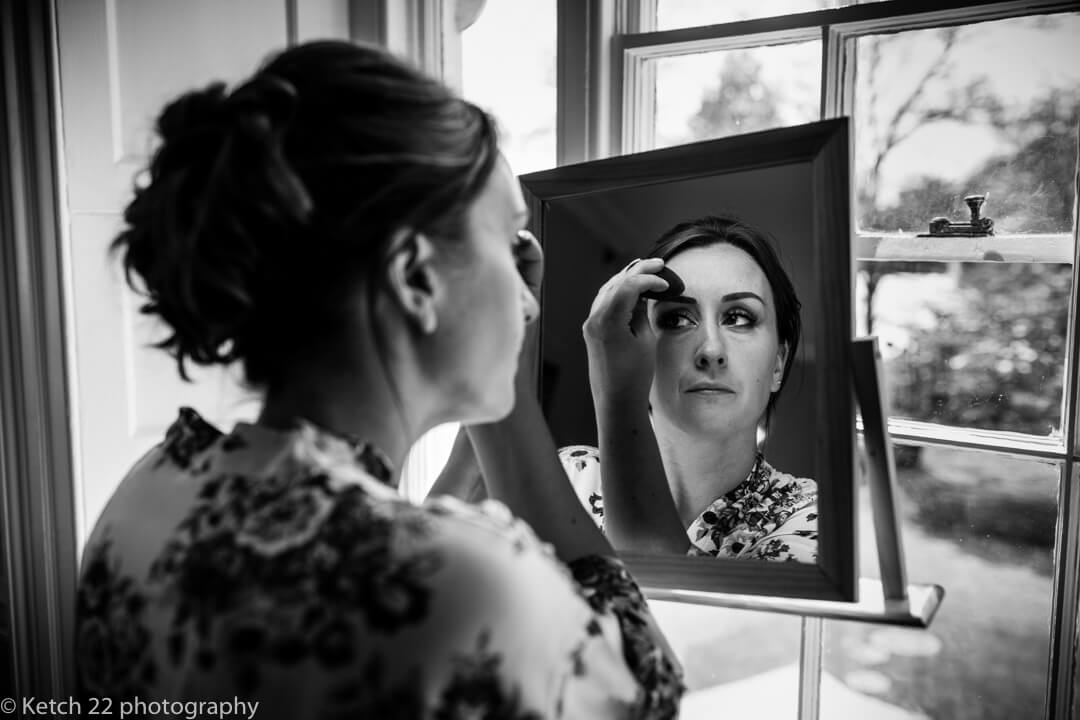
<box><xmin>557</xmin><ymin>445</ymin><xmax>605</xmax><ymax>527</ymax></box>
<box><xmin>759</xmin><ymin>458</ymin><xmax>818</xmax><ymax>497</ymax></box>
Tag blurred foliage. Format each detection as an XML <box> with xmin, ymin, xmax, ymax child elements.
<box><xmin>862</xmin><ymin>87</ymin><xmax>1080</xmax><ymax>234</ymax></box>
<box><xmin>687</xmin><ymin>52</ymin><xmax>781</xmax><ymax>139</ymax></box>
<box><xmin>884</xmin><ymin>262</ymin><xmax>1071</xmax><ymax>436</ymax></box>
<box><xmin>869</xmin><ymin>87</ymin><xmax>1077</xmax><ymax>437</ymax></box>
<box><xmin>687</xmin><ymin>24</ymin><xmax>1076</xmax><ymax>445</ymax></box>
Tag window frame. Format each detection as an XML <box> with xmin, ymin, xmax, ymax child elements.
<box><xmin>557</xmin><ymin>1</ymin><xmax>1080</xmax><ymax>718</ymax></box>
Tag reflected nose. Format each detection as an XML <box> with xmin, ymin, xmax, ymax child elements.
<box><xmin>694</xmin><ymin>327</ymin><xmax>726</xmax><ymax>370</ymax></box>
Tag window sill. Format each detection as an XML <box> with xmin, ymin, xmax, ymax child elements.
<box><xmin>856</xmin><ymin>232</ymin><xmax>1074</xmax><ymax>264</ymax></box>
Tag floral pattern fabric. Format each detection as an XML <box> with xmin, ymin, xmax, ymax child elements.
<box><xmin>558</xmin><ymin>445</ymin><xmax>818</xmax><ymax>563</ymax></box>
<box><xmin>77</xmin><ymin>408</ymin><xmax>683</xmax><ymax>719</ymax></box>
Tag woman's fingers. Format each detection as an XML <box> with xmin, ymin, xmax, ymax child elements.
<box><xmin>585</xmin><ymin>260</ymin><xmax>669</xmax><ymax>341</ymax></box>
<box><xmin>603</xmin><ymin>260</ymin><xmax>669</xmax><ymax>311</ymax></box>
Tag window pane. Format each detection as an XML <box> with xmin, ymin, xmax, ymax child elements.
<box><xmin>652</xmin><ymin>42</ymin><xmax>820</xmax><ymax>149</ymax></box>
<box><xmin>656</xmin><ymin>0</ymin><xmax>881</xmax><ymax>30</ymax></box>
<box><xmin>857</xmin><ymin>260</ymin><xmax>1072</xmax><ymax>435</ymax></box>
<box><xmin>648</xmin><ymin>602</ymin><xmax>802</xmax><ymax>717</ymax></box>
<box><xmin>855</xmin><ymin>14</ymin><xmax>1080</xmax><ymax>234</ymax></box>
<box><xmin>824</xmin><ymin>444</ymin><xmax>1057</xmax><ymax>720</ymax></box>
<box><xmin>461</xmin><ymin>0</ymin><xmax>556</xmax><ymax>174</ymax></box>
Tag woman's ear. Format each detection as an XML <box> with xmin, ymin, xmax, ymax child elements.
<box><xmin>383</xmin><ymin>228</ymin><xmax>439</xmax><ymax>335</ymax></box>
<box><xmin>772</xmin><ymin>342</ymin><xmax>789</xmax><ymax>392</ymax></box>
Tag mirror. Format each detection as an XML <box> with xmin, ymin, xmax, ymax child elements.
<box><xmin>520</xmin><ymin>119</ymin><xmax>857</xmax><ymax>601</ymax></box>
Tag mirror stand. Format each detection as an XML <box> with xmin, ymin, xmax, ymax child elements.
<box><xmin>642</xmin><ymin>338</ymin><xmax>946</xmax><ymax>628</ymax></box>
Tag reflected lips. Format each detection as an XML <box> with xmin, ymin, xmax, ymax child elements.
<box><xmin>685</xmin><ymin>382</ymin><xmax>734</xmax><ymax>394</ymax></box>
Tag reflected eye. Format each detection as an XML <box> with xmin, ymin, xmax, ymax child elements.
<box><xmin>656</xmin><ymin>309</ymin><xmax>695</xmax><ymax>330</ymax></box>
<box><xmin>723</xmin><ymin>307</ymin><xmax>757</xmax><ymax>328</ymax></box>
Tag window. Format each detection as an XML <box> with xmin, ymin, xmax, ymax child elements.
<box><xmin>651</xmin><ymin>42</ymin><xmax>821</xmax><ymax>149</ymax></box>
<box><xmin>399</xmin><ymin>0</ymin><xmax>558</xmax><ymax>502</ymax></box>
<box><xmin>567</xmin><ymin>1</ymin><xmax>1079</xmax><ymax>717</ymax></box>
<box><xmin>461</xmin><ymin>0</ymin><xmax>557</xmax><ymax>174</ymax></box>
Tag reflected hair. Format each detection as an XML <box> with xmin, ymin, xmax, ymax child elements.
<box><xmin>111</xmin><ymin>41</ymin><xmax>499</xmax><ymax>389</ymax></box>
<box><xmin>646</xmin><ymin>214</ymin><xmax>802</xmax><ymax>425</ymax></box>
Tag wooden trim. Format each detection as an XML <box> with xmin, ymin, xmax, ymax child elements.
<box><xmin>878</xmin><ymin>418</ymin><xmax>1067</xmax><ymax>460</ymax></box>
<box><xmin>284</xmin><ymin>0</ymin><xmax>299</xmax><ymax>45</ymax></box>
<box><xmin>556</xmin><ymin>0</ymin><xmax>588</xmax><ymax>164</ymax></box>
<box><xmin>557</xmin><ymin>0</ymin><xmax>618</xmax><ymax>164</ymax></box>
<box><xmin>0</xmin><ymin>0</ymin><xmax>80</xmax><ymax>700</ymax></box>
<box><xmin>624</xmin><ymin>23</ymin><xmax>822</xmax><ymax>57</ymax></box>
<box><xmin>620</xmin><ymin>0</ymin><xmax>1078</xmax><ymax>52</ymax></box>
<box><xmin>1048</xmin><ymin>460</ymin><xmax>1080</xmax><ymax>719</ymax></box>
<box><xmin>347</xmin><ymin>0</ymin><xmax>447</xmax><ymax>79</ymax></box>
<box><xmin>855</xmin><ymin>233</ymin><xmax>1075</xmax><ymax>264</ymax></box>
<box><xmin>1045</xmin><ymin>124</ymin><xmax>1080</xmax><ymax>720</ymax></box>
<box><xmin>821</xmin><ymin>24</ymin><xmax>854</xmax><ymax>121</ymax></box>
<box><xmin>348</xmin><ymin>0</ymin><xmax>386</xmax><ymax>44</ymax></box>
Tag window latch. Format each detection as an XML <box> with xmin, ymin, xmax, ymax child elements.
<box><xmin>918</xmin><ymin>194</ymin><xmax>994</xmax><ymax>237</ymax></box>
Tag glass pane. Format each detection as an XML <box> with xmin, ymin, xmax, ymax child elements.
<box><xmin>649</xmin><ymin>601</ymin><xmax>802</xmax><ymax>717</ymax></box>
<box><xmin>856</xmin><ymin>260</ymin><xmax>1072</xmax><ymax>435</ymax></box>
<box><xmin>855</xmin><ymin>14</ymin><xmax>1080</xmax><ymax>234</ymax></box>
<box><xmin>461</xmin><ymin>0</ymin><xmax>557</xmax><ymax>174</ymax></box>
<box><xmin>656</xmin><ymin>0</ymin><xmax>882</xmax><ymax>30</ymax></box>
<box><xmin>652</xmin><ymin>42</ymin><xmax>820</xmax><ymax>149</ymax></box>
<box><xmin>824</xmin><ymin>444</ymin><xmax>1058</xmax><ymax>720</ymax></box>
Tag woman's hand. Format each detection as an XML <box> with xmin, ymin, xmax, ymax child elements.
<box><xmin>585</xmin><ymin>258</ymin><xmax>689</xmax><ymax>554</ymax></box>
<box><xmin>582</xmin><ymin>258</ymin><xmax>670</xmax><ymax>407</ymax></box>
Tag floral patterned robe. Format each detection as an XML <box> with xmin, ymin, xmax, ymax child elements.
<box><xmin>76</xmin><ymin>408</ymin><xmax>684</xmax><ymax>718</ymax></box>
<box><xmin>558</xmin><ymin>446</ymin><xmax>818</xmax><ymax>563</ymax></box>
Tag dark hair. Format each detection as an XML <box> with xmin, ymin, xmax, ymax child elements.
<box><xmin>646</xmin><ymin>215</ymin><xmax>802</xmax><ymax>424</ymax></box>
<box><xmin>111</xmin><ymin>41</ymin><xmax>499</xmax><ymax>389</ymax></box>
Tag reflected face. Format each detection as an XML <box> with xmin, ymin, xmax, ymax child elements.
<box><xmin>437</xmin><ymin>157</ymin><xmax>537</xmax><ymax>422</ymax></box>
<box><xmin>648</xmin><ymin>244</ymin><xmax>786</xmax><ymax>439</ymax></box>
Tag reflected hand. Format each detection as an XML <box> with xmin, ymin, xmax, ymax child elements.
<box><xmin>582</xmin><ymin>257</ymin><xmax>671</xmax><ymax>405</ymax></box>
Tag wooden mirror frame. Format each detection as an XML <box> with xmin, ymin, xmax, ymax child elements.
<box><xmin>520</xmin><ymin>118</ymin><xmax>857</xmax><ymax>601</ymax></box>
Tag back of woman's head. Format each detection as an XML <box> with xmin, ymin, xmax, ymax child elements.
<box><xmin>113</xmin><ymin>41</ymin><xmax>498</xmax><ymax>389</ymax></box>
<box><xmin>647</xmin><ymin>215</ymin><xmax>802</xmax><ymax>415</ymax></box>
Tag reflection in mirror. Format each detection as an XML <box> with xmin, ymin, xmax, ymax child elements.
<box><xmin>521</xmin><ymin>119</ymin><xmax>856</xmax><ymax>600</ymax></box>
<box><xmin>555</xmin><ymin>216</ymin><xmax>818</xmax><ymax>564</ymax></box>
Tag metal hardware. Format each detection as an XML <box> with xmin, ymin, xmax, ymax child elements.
<box><xmin>919</xmin><ymin>194</ymin><xmax>995</xmax><ymax>237</ymax></box>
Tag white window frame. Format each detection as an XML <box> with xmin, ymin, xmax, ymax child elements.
<box><xmin>557</xmin><ymin>1</ymin><xmax>1080</xmax><ymax>718</ymax></box>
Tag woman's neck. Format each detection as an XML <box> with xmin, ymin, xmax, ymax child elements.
<box><xmin>654</xmin><ymin>422</ymin><xmax>760</xmax><ymax>527</ymax></box>
<box><xmin>257</xmin><ymin>358</ymin><xmax>422</xmax><ymax>483</ymax></box>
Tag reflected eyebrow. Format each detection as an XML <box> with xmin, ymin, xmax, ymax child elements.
<box><xmin>654</xmin><ymin>291</ymin><xmax>765</xmax><ymax>307</ymax></box>
<box><xmin>722</xmin><ymin>291</ymin><xmax>765</xmax><ymax>304</ymax></box>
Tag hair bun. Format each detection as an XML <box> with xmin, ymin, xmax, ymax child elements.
<box><xmin>226</xmin><ymin>73</ymin><xmax>299</xmax><ymax>131</ymax></box>
<box><xmin>156</xmin><ymin>82</ymin><xmax>230</xmax><ymax>142</ymax></box>
<box><xmin>114</xmin><ymin>73</ymin><xmax>312</xmax><ymax>381</ymax></box>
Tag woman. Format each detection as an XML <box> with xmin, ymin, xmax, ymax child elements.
<box><xmin>564</xmin><ymin>216</ymin><xmax>817</xmax><ymax>562</ymax></box>
<box><xmin>75</xmin><ymin>41</ymin><xmax>682</xmax><ymax>717</ymax></box>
